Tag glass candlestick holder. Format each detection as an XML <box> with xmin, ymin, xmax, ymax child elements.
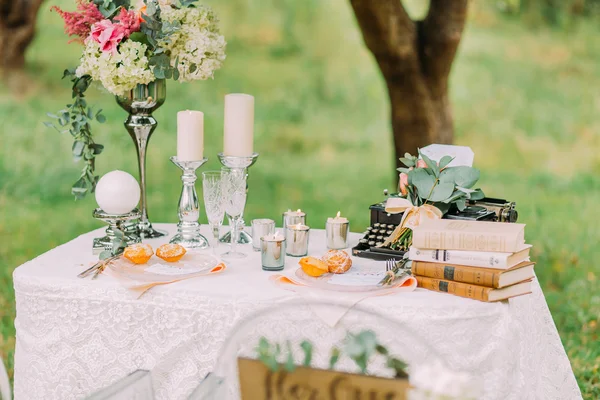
<box><xmin>169</xmin><ymin>156</ymin><xmax>209</xmax><ymax>249</ymax></box>
<box><xmin>217</xmin><ymin>152</ymin><xmax>259</xmax><ymax>244</ymax></box>
<box><xmin>92</xmin><ymin>208</ymin><xmax>142</xmax><ymax>254</ymax></box>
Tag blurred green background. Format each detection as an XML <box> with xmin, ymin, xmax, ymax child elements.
<box><xmin>0</xmin><ymin>0</ymin><xmax>599</xmax><ymax>397</ymax></box>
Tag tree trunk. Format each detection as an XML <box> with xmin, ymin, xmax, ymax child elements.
<box><xmin>0</xmin><ymin>0</ymin><xmax>45</xmax><ymax>71</ymax></box>
<box><xmin>349</xmin><ymin>0</ymin><xmax>469</xmax><ymax>169</ymax></box>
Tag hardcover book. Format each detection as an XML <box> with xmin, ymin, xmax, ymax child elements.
<box><xmin>412</xmin><ymin>219</ymin><xmax>526</xmax><ymax>252</ymax></box>
<box><xmin>408</xmin><ymin>244</ymin><xmax>532</xmax><ymax>269</ymax></box>
<box><xmin>412</xmin><ymin>260</ymin><xmax>535</xmax><ymax>288</ymax></box>
<box><xmin>415</xmin><ymin>276</ymin><xmax>532</xmax><ymax>302</ymax></box>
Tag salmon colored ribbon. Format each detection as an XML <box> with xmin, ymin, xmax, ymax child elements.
<box><xmin>379</xmin><ymin>198</ymin><xmax>443</xmax><ymax>247</ymax></box>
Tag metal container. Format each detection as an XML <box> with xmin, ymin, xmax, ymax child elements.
<box><xmin>282</xmin><ymin>210</ymin><xmax>306</xmax><ymax>231</ymax></box>
<box><xmin>251</xmin><ymin>219</ymin><xmax>275</xmax><ymax>251</ymax></box>
<box><xmin>261</xmin><ymin>236</ymin><xmax>286</xmax><ymax>271</ymax></box>
<box><xmin>285</xmin><ymin>224</ymin><xmax>310</xmax><ymax>257</ymax></box>
<box><xmin>326</xmin><ymin>220</ymin><xmax>350</xmax><ymax>250</ymax></box>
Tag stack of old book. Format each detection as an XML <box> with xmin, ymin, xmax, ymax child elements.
<box><xmin>409</xmin><ymin>219</ymin><xmax>534</xmax><ymax>302</ymax></box>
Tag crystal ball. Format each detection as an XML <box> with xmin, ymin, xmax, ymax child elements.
<box><xmin>95</xmin><ymin>170</ymin><xmax>140</xmax><ymax>215</ymax></box>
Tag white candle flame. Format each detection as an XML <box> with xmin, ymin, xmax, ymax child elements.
<box><xmin>336</xmin><ymin>211</ymin><xmax>341</xmax><ymax>218</ymax></box>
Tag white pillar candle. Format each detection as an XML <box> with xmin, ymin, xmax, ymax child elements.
<box><xmin>223</xmin><ymin>93</ymin><xmax>254</xmax><ymax>156</ymax></box>
<box><xmin>177</xmin><ymin>110</ymin><xmax>204</xmax><ymax>161</ymax></box>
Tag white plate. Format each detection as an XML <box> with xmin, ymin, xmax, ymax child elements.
<box><xmin>109</xmin><ymin>252</ymin><xmax>220</xmax><ymax>283</ymax></box>
<box><xmin>293</xmin><ymin>266</ymin><xmax>389</xmax><ymax>293</ymax></box>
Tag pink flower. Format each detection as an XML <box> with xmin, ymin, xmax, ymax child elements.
<box><xmin>114</xmin><ymin>8</ymin><xmax>141</xmax><ymax>37</ymax></box>
<box><xmin>416</xmin><ymin>159</ymin><xmax>427</xmax><ymax>169</ymax></box>
<box><xmin>91</xmin><ymin>20</ymin><xmax>126</xmax><ymax>54</ymax></box>
<box><xmin>399</xmin><ymin>173</ymin><xmax>409</xmax><ymax>196</ymax></box>
<box><xmin>52</xmin><ymin>0</ymin><xmax>104</xmax><ymax>44</ymax></box>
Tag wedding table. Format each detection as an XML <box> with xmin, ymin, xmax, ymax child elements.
<box><xmin>13</xmin><ymin>224</ymin><xmax>581</xmax><ymax>399</ymax></box>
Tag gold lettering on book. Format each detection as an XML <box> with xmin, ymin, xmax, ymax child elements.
<box><xmin>238</xmin><ymin>358</ymin><xmax>409</xmax><ymax>400</ymax></box>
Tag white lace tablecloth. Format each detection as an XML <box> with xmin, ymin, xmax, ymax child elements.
<box><xmin>13</xmin><ymin>224</ymin><xmax>581</xmax><ymax>400</ymax></box>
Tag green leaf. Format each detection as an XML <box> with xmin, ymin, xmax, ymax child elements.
<box><xmin>284</xmin><ymin>342</ymin><xmax>295</xmax><ymax>372</ymax></box>
<box><xmin>442</xmin><ymin>190</ymin><xmax>467</xmax><ymax>204</ymax></box>
<box><xmin>428</xmin><ymin>181</ymin><xmax>455</xmax><ymax>202</ymax></box>
<box><xmin>399</xmin><ymin>157</ymin><xmax>415</xmax><ymax>168</ymax></box>
<box><xmin>409</xmin><ymin>168</ymin><xmax>435</xmax><ymax>199</ymax></box>
<box><xmin>300</xmin><ymin>341</ymin><xmax>313</xmax><ymax>367</ymax></box>
<box><xmin>96</xmin><ymin>114</ymin><xmax>106</xmax><ymax>123</ymax></box>
<box><xmin>470</xmin><ymin>188</ymin><xmax>485</xmax><ymax>200</ymax></box>
<box><xmin>419</xmin><ymin>151</ymin><xmax>439</xmax><ymax>172</ymax></box>
<box><xmin>456</xmin><ymin>199</ymin><xmax>467</xmax><ymax>211</ymax></box>
<box><xmin>448</xmin><ymin>166</ymin><xmax>480</xmax><ymax>188</ymax></box>
<box><xmin>375</xmin><ymin>344</ymin><xmax>388</xmax><ymax>356</ymax></box>
<box><xmin>90</xmin><ymin>144</ymin><xmax>104</xmax><ymax>155</ymax></box>
<box><xmin>99</xmin><ymin>250</ymin><xmax>112</xmax><ymax>260</ymax></box>
<box><xmin>438</xmin><ymin>155</ymin><xmax>454</xmax><ymax>170</ymax></box>
<box><xmin>47</xmin><ymin>112</ymin><xmax>59</xmax><ymax>119</ymax></box>
<box><xmin>72</xmin><ymin>141</ymin><xmax>85</xmax><ymax>157</ymax></box>
<box><xmin>329</xmin><ymin>348</ymin><xmax>340</xmax><ymax>370</ymax></box>
<box><xmin>456</xmin><ymin>186</ymin><xmax>477</xmax><ymax>194</ymax></box>
<box><xmin>396</xmin><ymin>167</ymin><xmax>411</xmax><ymax>174</ymax></box>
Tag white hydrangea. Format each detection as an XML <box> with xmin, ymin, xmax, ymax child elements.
<box><xmin>76</xmin><ymin>40</ymin><xmax>155</xmax><ymax>96</ymax></box>
<box><xmin>159</xmin><ymin>5</ymin><xmax>226</xmax><ymax>82</ymax></box>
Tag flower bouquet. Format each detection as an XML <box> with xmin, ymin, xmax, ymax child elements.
<box><xmin>381</xmin><ymin>150</ymin><xmax>484</xmax><ymax>252</ymax></box>
<box><xmin>47</xmin><ymin>0</ymin><xmax>226</xmax><ymax>198</ymax></box>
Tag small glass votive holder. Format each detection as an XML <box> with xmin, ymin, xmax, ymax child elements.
<box><xmin>282</xmin><ymin>210</ymin><xmax>306</xmax><ymax>231</ymax></box>
<box><xmin>285</xmin><ymin>224</ymin><xmax>310</xmax><ymax>257</ymax></box>
<box><xmin>261</xmin><ymin>235</ymin><xmax>286</xmax><ymax>271</ymax></box>
<box><xmin>251</xmin><ymin>219</ymin><xmax>275</xmax><ymax>251</ymax></box>
<box><xmin>326</xmin><ymin>220</ymin><xmax>350</xmax><ymax>249</ymax></box>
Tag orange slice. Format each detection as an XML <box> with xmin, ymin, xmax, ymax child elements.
<box><xmin>299</xmin><ymin>256</ymin><xmax>329</xmax><ymax>277</ymax></box>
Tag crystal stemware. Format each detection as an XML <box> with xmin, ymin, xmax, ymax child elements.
<box><xmin>202</xmin><ymin>171</ymin><xmax>226</xmax><ymax>250</ymax></box>
<box><xmin>221</xmin><ymin>167</ymin><xmax>248</xmax><ymax>258</ymax></box>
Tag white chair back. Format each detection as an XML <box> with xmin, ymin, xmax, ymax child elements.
<box><xmin>188</xmin><ymin>300</ymin><xmax>450</xmax><ymax>399</ymax></box>
<box><xmin>84</xmin><ymin>370</ymin><xmax>154</xmax><ymax>400</ymax></box>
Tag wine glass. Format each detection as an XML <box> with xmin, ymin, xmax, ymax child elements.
<box><xmin>221</xmin><ymin>167</ymin><xmax>248</xmax><ymax>258</ymax></box>
<box><xmin>202</xmin><ymin>171</ymin><xmax>226</xmax><ymax>250</ymax></box>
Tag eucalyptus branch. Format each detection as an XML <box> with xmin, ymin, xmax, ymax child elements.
<box><xmin>45</xmin><ymin>69</ymin><xmax>106</xmax><ymax>199</ymax></box>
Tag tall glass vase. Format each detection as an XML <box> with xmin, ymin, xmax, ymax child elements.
<box><xmin>116</xmin><ymin>79</ymin><xmax>167</xmax><ymax>239</ymax></box>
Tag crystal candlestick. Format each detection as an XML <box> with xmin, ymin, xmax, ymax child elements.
<box><xmin>92</xmin><ymin>208</ymin><xmax>141</xmax><ymax>254</ymax></box>
<box><xmin>169</xmin><ymin>156</ymin><xmax>209</xmax><ymax>249</ymax></box>
<box><xmin>217</xmin><ymin>152</ymin><xmax>259</xmax><ymax>244</ymax></box>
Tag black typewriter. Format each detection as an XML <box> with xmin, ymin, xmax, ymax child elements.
<box><xmin>352</xmin><ymin>195</ymin><xmax>518</xmax><ymax>261</ymax></box>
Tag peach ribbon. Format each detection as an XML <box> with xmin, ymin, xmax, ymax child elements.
<box><xmin>106</xmin><ymin>263</ymin><xmax>226</xmax><ymax>299</ymax></box>
<box><xmin>379</xmin><ymin>198</ymin><xmax>443</xmax><ymax>247</ymax></box>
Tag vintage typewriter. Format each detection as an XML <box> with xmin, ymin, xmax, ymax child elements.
<box><xmin>352</xmin><ymin>193</ymin><xmax>518</xmax><ymax>260</ymax></box>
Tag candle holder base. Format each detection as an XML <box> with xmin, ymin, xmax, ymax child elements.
<box><xmin>170</xmin><ymin>157</ymin><xmax>209</xmax><ymax>250</ymax></box>
<box><xmin>92</xmin><ymin>208</ymin><xmax>142</xmax><ymax>254</ymax></box>
<box><xmin>137</xmin><ymin>223</ymin><xmax>168</xmax><ymax>239</ymax></box>
<box><xmin>170</xmin><ymin>225</ymin><xmax>209</xmax><ymax>249</ymax></box>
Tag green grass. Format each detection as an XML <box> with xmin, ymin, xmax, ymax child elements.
<box><xmin>1</xmin><ymin>1</ymin><xmax>599</xmax><ymax>397</ymax></box>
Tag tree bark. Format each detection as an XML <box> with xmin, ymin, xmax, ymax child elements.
<box><xmin>0</xmin><ymin>0</ymin><xmax>45</xmax><ymax>71</ymax></box>
<box><xmin>349</xmin><ymin>0</ymin><xmax>468</xmax><ymax>169</ymax></box>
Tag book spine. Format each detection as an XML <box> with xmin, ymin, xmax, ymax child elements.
<box><xmin>412</xmin><ymin>261</ymin><xmax>500</xmax><ymax>288</ymax></box>
<box><xmin>409</xmin><ymin>248</ymin><xmax>507</xmax><ymax>269</ymax></box>
<box><xmin>412</xmin><ymin>228</ymin><xmax>514</xmax><ymax>252</ymax></box>
<box><xmin>416</xmin><ymin>276</ymin><xmax>492</xmax><ymax>301</ymax></box>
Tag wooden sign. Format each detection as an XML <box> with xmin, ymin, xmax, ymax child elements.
<box><xmin>238</xmin><ymin>358</ymin><xmax>409</xmax><ymax>400</ymax></box>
